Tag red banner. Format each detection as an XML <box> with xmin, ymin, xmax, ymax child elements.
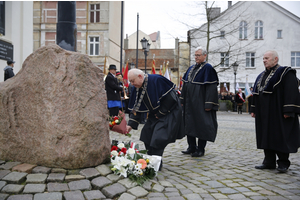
<box><xmin>151</xmin><ymin>59</ymin><xmax>156</xmax><ymax>74</ymax></box>
<box><xmin>123</xmin><ymin>61</ymin><xmax>129</xmax><ymax>87</ymax></box>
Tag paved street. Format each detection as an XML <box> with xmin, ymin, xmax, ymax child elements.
<box><xmin>1</xmin><ymin>111</ymin><xmax>300</xmax><ymax>200</ymax></box>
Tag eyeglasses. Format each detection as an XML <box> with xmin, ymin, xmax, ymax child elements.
<box><xmin>195</xmin><ymin>54</ymin><xmax>202</xmax><ymax>57</ymax></box>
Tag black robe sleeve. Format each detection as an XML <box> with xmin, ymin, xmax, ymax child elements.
<box><xmin>283</xmin><ymin>71</ymin><xmax>300</xmax><ymax>115</ymax></box>
<box><xmin>128</xmin><ymin>112</ymin><xmax>142</xmax><ymax>130</ymax></box>
<box><xmin>205</xmin><ymin>83</ymin><xmax>219</xmax><ymax>110</ymax></box>
<box><xmin>155</xmin><ymin>90</ymin><xmax>178</xmax><ymax>118</ymax></box>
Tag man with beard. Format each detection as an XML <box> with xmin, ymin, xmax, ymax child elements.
<box><xmin>180</xmin><ymin>46</ymin><xmax>219</xmax><ymax>157</ymax></box>
<box><xmin>251</xmin><ymin>50</ymin><xmax>300</xmax><ymax>173</ymax></box>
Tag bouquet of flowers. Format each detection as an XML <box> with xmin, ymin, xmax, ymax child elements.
<box><xmin>110</xmin><ymin>140</ymin><xmax>161</xmax><ymax>185</ymax></box>
<box><xmin>108</xmin><ymin>111</ymin><xmax>131</xmax><ymax>137</ymax></box>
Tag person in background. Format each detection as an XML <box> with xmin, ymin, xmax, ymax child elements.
<box><xmin>126</xmin><ymin>68</ymin><xmax>185</xmax><ymax>170</ymax></box>
<box><xmin>218</xmin><ymin>90</ymin><xmax>222</xmax><ymax>100</ymax></box>
<box><xmin>4</xmin><ymin>60</ymin><xmax>15</xmax><ymax>81</ymax></box>
<box><xmin>247</xmin><ymin>87</ymin><xmax>253</xmax><ymax>114</ymax></box>
<box><xmin>230</xmin><ymin>92</ymin><xmax>236</xmax><ymax>112</ymax></box>
<box><xmin>105</xmin><ymin>65</ymin><xmax>123</xmax><ymax>117</ymax></box>
<box><xmin>235</xmin><ymin>88</ymin><xmax>245</xmax><ymax>114</ymax></box>
<box><xmin>251</xmin><ymin>50</ymin><xmax>300</xmax><ymax>173</ymax></box>
<box><xmin>116</xmin><ymin>71</ymin><xmax>127</xmax><ymax>111</ymax></box>
<box><xmin>225</xmin><ymin>92</ymin><xmax>232</xmax><ymax>100</ymax></box>
<box><xmin>180</xmin><ymin>46</ymin><xmax>219</xmax><ymax>157</ymax></box>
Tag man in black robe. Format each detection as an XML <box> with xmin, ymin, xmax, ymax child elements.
<box><xmin>180</xmin><ymin>46</ymin><xmax>219</xmax><ymax>157</ymax></box>
<box><xmin>250</xmin><ymin>50</ymin><xmax>300</xmax><ymax>173</ymax></box>
<box><xmin>126</xmin><ymin>69</ymin><xmax>185</xmax><ymax>170</ymax></box>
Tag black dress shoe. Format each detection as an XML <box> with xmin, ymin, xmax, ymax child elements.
<box><xmin>181</xmin><ymin>148</ymin><xmax>195</xmax><ymax>154</ymax></box>
<box><xmin>191</xmin><ymin>151</ymin><xmax>204</xmax><ymax>157</ymax></box>
<box><xmin>255</xmin><ymin>164</ymin><xmax>276</xmax><ymax>169</ymax></box>
<box><xmin>277</xmin><ymin>167</ymin><xmax>288</xmax><ymax>173</ymax></box>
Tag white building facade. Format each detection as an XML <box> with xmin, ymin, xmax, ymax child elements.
<box><xmin>0</xmin><ymin>1</ymin><xmax>33</xmax><ymax>82</ymax></box>
<box><xmin>189</xmin><ymin>1</ymin><xmax>300</xmax><ymax>92</ymax></box>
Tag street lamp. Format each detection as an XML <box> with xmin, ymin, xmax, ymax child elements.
<box><xmin>232</xmin><ymin>61</ymin><xmax>239</xmax><ymax>93</ymax></box>
<box><xmin>232</xmin><ymin>61</ymin><xmax>239</xmax><ymax>112</ymax></box>
<box><xmin>130</xmin><ymin>62</ymin><xmax>135</xmax><ymax>69</ymax></box>
<box><xmin>140</xmin><ymin>37</ymin><xmax>151</xmax><ymax>73</ymax></box>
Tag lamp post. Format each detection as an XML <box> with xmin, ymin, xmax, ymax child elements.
<box><xmin>130</xmin><ymin>62</ymin><xmax>135</xmax><ymax>69</ymax></box>
<box><xmin>232</xmin><ymin>62</ymin><xmax>239</xmax><ymax>93</ymax></box>
<box><xmin>232</xmin><ymin>61</ymin><xmax>239</xmax><ymax>112</ymax></box>
<box><xmin>140</xmin><ymin>37</ymin><xmax>151</xmax><ymax>73</ymax></box>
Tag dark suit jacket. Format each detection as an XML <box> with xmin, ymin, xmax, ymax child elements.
<box><xmin>235</xmin><ymin>92</ymin><xmax>246</xmax><ymax>104</ymax></box>
<box><xmin>105</xmin><ymin>72</ymin><xmax>123</xmax><ymax>101</ymax></box>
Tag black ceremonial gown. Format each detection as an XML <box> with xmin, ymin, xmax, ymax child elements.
<box><xmin>180</xmin><ymin>62</ymin><xmax>219</xmax><ymax>142</ymax></box>
<box><xmin>250</xmin><ymin>65</ymin><xmax>300</xmax><ymax>153</ymax></box>
<box><xmin>128</xmin><ymin>74</ymin><xmax>185</xmax><ymax>149</ymax></box>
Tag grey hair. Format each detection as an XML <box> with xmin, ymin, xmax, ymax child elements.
<box><xmin>195</xmin><ymin>46</ymin><xmax>207</xmax><ymax>55</ymax></box>
<box><xmin>128</xmin><ymin>68</ymin><xmax>145</xmax><ymax>77</ymax></box>
<box><xmin>266</xmin><ymin>50</ymin><xmax>279</xmax><ymax>62</ymax></box>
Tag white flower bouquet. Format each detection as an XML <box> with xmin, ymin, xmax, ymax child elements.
<box><xmin>110</xmin><ymin>140</ymin><xmax>161</xmax><ymax>185</ymax></box>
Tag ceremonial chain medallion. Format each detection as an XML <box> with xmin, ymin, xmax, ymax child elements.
<box><xmin>132</xmin><ymin>74</ymin><xmax>148</xmax><ymax>115</ymax></box>
<box><xmin>257</xmin><ymin>65</ymin><xmax>279</xmax><ymax>92</ymax></box>
<box><xmin>187</xmin><ymin>62</ymin><xmax>206</xmax><ymax>82</ymax></box>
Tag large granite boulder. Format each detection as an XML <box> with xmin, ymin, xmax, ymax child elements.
<box><xmin>0</xmin><ymin>44</ymin><xmax>111</xmax><ymax>169</ymax></box>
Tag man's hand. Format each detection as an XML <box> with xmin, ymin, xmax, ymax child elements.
<box><xmin>284</xmin><ymin>114</ymin><xmax>290</xmax><ymax>118</ymax></box>
<box><xmin>126</xmin><ymin>125</ymin><xmax>132</xmax><ymax>133</ymax></box>
<box><xmin>251</xmin><ymin>113</ymin><xmax>255</xmax><ymax>118</ymax></box>
<box><xmin>205</xmin><ymin>109</ymin><xmax>211</xmax><ymax>111</ymax></box>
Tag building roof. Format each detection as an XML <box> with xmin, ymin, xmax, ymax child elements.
<box><xmin>149</xmin><ymin>31</ymin><xmax>160</xmax><ymax>42</ymax></box>
<box><xmin>190</xmin><ymin>1</ymin><xmax>300</xmax><ymax>33</ymax></box>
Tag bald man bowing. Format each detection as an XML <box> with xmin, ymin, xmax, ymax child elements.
<box><xmin>126</xmin><ymin>69</ymin><xmax>184</xmax><ymax>170</ymax></box>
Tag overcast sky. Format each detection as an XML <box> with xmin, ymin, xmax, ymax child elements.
<box><xmin>124</xmin><ymin>1</ymin><xmax>300</xmax><ymax>49</ymax></box>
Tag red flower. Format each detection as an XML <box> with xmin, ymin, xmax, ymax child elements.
<box><xmin>121</xmin><ymin>148</ymin><xmax>127</xmax><ymax>154</ymax></box>
<box><xmin>113</xmin><ymin>116</ymin><xmax>119</xmax><ymax>120</ymax></box>
<box><xmin>111</xmin><ymin>146</ymin><xmax>118</xmax><ymax>152</ymax></box>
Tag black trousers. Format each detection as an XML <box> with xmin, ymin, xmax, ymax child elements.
<box><xmin>109</xmin><ymin>107</ymin><xmax>119</xmax><ymax>117</ymax></box>
<box><xmin>144</xmin><ymin>143</ymin><xmax>164</xmax><ymax>156</ymax></box>
<box><xmin>187</xmin><ymin>135</ymin><xmax>207</xmax><ymax>153</ymax></box>
<box><xmin>262</xmin><ymin>149</ymin><xmax>290</xmax><ymax>168</ymax></box>
<box><xmin>237</xmin><ymin>105</ymin><xmax>243</xmax><ymax>114</ymax></box>
<box><xmin>144</xmin><ymin>143</ymin><xmax>164</xmax><ymax>170</ymax></box>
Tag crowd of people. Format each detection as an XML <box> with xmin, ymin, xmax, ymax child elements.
<box><xmin>105</xmin><ymin>48</ymin><xmax>300</xmax><ymax>173</ymax></box>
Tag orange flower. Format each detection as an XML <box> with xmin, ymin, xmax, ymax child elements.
<box><xmin>137</xmin><ymin>159</ymin><xmax>147</xmax><ymax>169</ymax></box>
<box><xmin>112</xmin><ymin>121</ymin><xmax>115</xmax><ymax>125</ymax></box>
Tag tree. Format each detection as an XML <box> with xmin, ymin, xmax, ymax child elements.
<box><xmin>187</xmin><ymin>1</ymin><xmax>265</xmax><ymax>73</ymax></box>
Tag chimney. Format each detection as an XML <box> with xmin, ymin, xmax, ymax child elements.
<box><xmin>207</xmin><ymin>7</ymin><xmax>221</xmax><ymax>21</ymax></box>
<box><xmin>124</xmin><ymin>34</ymin><xmax>128</xmax><ymax>50</ymax></box>
<box><xmin>175</xmin><ymin>37</ymin><xmax>179</xmax><ymax>51</ymax></box>
<box><xmin>228</xmin><ymin>1</ymin><xmax>232</xmax><ymax>8</ymax></box>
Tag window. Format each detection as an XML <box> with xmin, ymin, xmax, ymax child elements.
<box><xmin>277</xmin><ymin>30</ymin><xmax>282</xmax><ymax>39</ymax></box>
<box><xmin>89</xmin><ymin>37</ymin><xmax>99</xmax><ymax>56</ymax></box>
<box><xmin>255</xmin><ymin>20</ymin><xmax>263</xmax><ymax>39</ymax></box>
<box><xmin>90</xmin><ymin>4</ymin><xmax>100</xmax><ymax>23</ymax></box>
<box><xmin>220</xmin><ymin>53</ymin><xmax>229</xmax><ymax>67</ymax></box>
<box><xmin>0</xmin><ymin>1</ymin><xmax>5</xmax><ymax>35</ymax></box>
<box><xmin>239</xmin><ymin>21</ymin><xmax>247</xmax><ymax>39</ymax></box>
<box><xmin>246</xmin><ymin>52</ymin><xmax>255</xmax><ymax>67</ymax></box>
<box><xmin>291</xmin><ymin>52</ymin><xmax>300</xmax><ymax>67</ymax></box>
<box><xmin>220</xmin><ymin>31</ymin><xmax>225</xmax><ymax>38</ymax></box>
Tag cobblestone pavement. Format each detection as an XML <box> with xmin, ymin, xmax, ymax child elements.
<box><xmin>1</xmin><ymin>111</ymin><xmax>300</xmax><ymax>200</ymax></box>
